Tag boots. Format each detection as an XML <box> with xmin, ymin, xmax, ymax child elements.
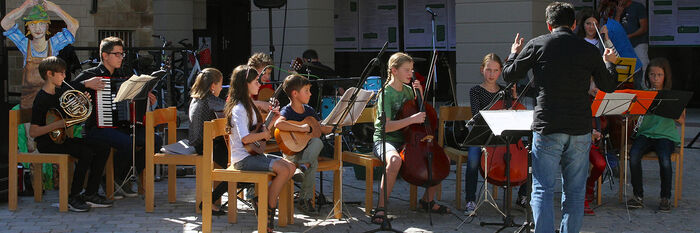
<box><xmin>584</xmin><ymin>199</ymin><xmax>595</xmax><ymax>216</ymax></box>
<box><xmin>584</xmin><ymin>183</ymin><xmax>596</xmax><ymax>216</ymax></box>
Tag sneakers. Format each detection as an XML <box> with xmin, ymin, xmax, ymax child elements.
<box><xmin>658</xmin><ymin>198</ymin><xmax>671</xmax><ymax>213</ymax></box>
<box><xmin>626</xmin><ymin>196</ymin><xmax>644</xmax><ymax>209</ymax></box>
<box><xmin>68</xmin><ymin>196</ymin><xmax>91</xmax><ymax>212</ymax></box>
<box><xmin>292</xmin><ymin>168</ymin><xmax>305</xmax><ymax>183</ymax></box>
<box><xmin>297</xmin><ymin>198</ymin><xmax>317</xmax><ymax>215</ymax></box>
<box><xmin>463</xmin><ymin>201</ymin><xmax>476</xmax><ymax>216</ymax></box>
<box><xmin>83</xmin><ymin>194</ymin><xmax>114</xmax><ymax>208</ymax></box>
<box><xmin>115</xmin><ymin>181</ymin><xmax>138</xmax><ymax>198</ymax></box>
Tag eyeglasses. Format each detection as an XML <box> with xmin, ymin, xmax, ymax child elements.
<box><xmin>107</xmin><ymin>52</ymin><xmax>126</xmax><ymax>58</ymax></box>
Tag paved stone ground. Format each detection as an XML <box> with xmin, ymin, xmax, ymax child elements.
<box><xmin>2</xmin><ymin>149</ymin><xmax>699</xmax><ymax>233</ymax></box>
<box><xmin>2</xmin><ymin>109</ymin><xmax>699</xmax><ymax>233</ymax></box>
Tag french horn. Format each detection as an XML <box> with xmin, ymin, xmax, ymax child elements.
<box><xmin>48</xmin><ymin>81</ymin><xmax>92</xmax><ymax>144</ymax></box>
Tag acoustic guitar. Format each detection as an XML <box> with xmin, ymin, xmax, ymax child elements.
<box><xmin>243</xmin><ymin>57</ymin><xmax>305</xmax><ymax>155</ymax></box>
<box><xmin>274</xmin><ymin>116</ymin><xmax>322</xmax><ymax>155</ymax></box>
<box><xmin>244</xmin><ymin>105</ymin><xmax>278</xmax><ymax>155</ymax></box>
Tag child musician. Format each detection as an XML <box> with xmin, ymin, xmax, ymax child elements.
<box><xmin>224</xmin><ymin>65</ymin><xmax>295</xmax><ymax>232</ymax></box>
<box><xmin>274</xmin><ymin>74</ymin><xmax>333</xmax><ymax>214</ymax></box>
<box><xmin>371</xmin><ymin>52</ymin><xmax>449</xmax><ymax>224</ymax></box>
<box><xmin>188</xmin><ymin>68</ymin><xmax>227</xmax><ymax>215</ymax></box>
<box><xmin>627</xmin><ymin>58</ymin><xmax>685</xmax><ymax>213</ymax></box>
<box><xmin>29</xmin><ymin>57</ymin><xmax>111</xmax><ymax>212</ymax></box>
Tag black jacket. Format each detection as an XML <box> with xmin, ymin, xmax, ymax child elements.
<box><xmin>503</xmin><ymin>27</ymin><xmax>617</xmax><ymax>135</ymax></box>
<box><xmin>73</xmin><ymin>64</ymin><xmax>144</xmax><ymax>131</ymax></box>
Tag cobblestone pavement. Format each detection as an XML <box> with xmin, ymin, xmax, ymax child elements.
<box><xmin>3</xmin><ymin>109</ymin><xmax>699</xmax><ymax>233</ymax></box>
<box><xmin>2</xmin><ymin>147</ymin><xmax>699</xmax><ymax>233</ymax></box>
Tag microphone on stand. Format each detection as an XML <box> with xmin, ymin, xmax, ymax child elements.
<box><xmin>425</xmin><ymin>7</ymin><xmax>437</xmax><ymax>16</ymax></box>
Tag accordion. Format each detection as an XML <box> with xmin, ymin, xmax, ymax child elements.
<box><xmin>96</xmin><ymin>77</ymin><xmax>132</xmax><ymax>128</ymax></box>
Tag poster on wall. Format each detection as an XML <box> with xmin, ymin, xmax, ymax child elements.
<box><xmin>335</xmin><ymin>0</ymin><xmax>359</xmax><ymax>51</ymax></box>
<box><xmin>649</xmin><ymin>0</ymin><xmax>700</xmax><ymax>46</ymax></box>
<box><xmin>403</xmin><ymin>0</ymin><xmax>449</xmax><ymax>51</ymax></box>
<box><xmin>358</xmin><ymin>0</ymin><xmax>399</xmax><ymax>51</ymax></box>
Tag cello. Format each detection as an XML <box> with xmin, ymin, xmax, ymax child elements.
<box><xmin>479</xmin><ymin>96</ymin><xmax>529</xmax><ymax>187</ymax></box>
<box><xmin>397</xmin><ymin>75</ymin><xmax>450</xmax><ymax>188</ymax></box>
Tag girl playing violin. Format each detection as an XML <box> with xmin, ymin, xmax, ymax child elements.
<box><xmin>464</xmin><ymin>53</ymin><xmax>522</xmax><ymax>215</ymax></box>
<box><xmin>577</xmin><ymin>9</ymin><xmax>610</xmax><ymax>216</ymax></box>
<box><xmin>370</xmin><ymin>52</ymin><xmax>449</xmax><ymax>224</ymax></box>
<box><xmin>223</xmin><ymin>65</ymin><xmax>295</xmax><ymax>232</ymax></box>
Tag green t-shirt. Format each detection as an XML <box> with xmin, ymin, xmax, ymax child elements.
<box><xmin>637</xmin><ymin>114</ymin><xmax>680</xmax><ymax>145</ymax></box>
<box><xmin>373</xmin><ymin>84</ymin><xmax>415</xmax><ymax>143</ymax></box>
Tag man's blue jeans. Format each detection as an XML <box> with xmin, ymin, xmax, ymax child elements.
<box><xmin>531</xmin><ymin>132</ymin><xmax>590</xmax><ymax>233</ymax></box>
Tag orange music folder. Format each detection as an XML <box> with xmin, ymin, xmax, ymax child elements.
<box><xmin>616</xmin><ymin>89</ymin><xmax>657</xmax><ymax>115</ymax></box>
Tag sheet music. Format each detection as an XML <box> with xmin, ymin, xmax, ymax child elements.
<box><xmin>322</xmin><ymin>87</ymin><xmax>375</xmax><ymax>126</ymax></box>
<box><xmin>480</xmin><ymin>110</ymin><xmax>533</xmax><ymax>136</ymax></box>
<box><xmin>592</xmin><ymin>92</ymin><xmax>635</xmax><ymax>117</ymax></box>
<box><xmin>113</xmin><ymin>74</ymin><xmax>157</xmax><ymax>103</ymax></box>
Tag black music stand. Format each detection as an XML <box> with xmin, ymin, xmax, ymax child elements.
<box><xmin>111</xmin><ymin>75</ymin><xmax>160</xmax><ymax>198</ymax></box>
<box><xmin>458</xmin><ymin>109</ymin><xmax>533</xmax><ymax>232</ymax></box>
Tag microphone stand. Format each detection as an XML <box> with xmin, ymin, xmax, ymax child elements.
<box><xmin>335</xmin><ymin>42</ymin><xmax>400</xmax><ymax>233</ymax></box>
<box><xmin>427</xmin><ymin>7</ymin><xmax>438</xmax><ymax>107</ymax></box>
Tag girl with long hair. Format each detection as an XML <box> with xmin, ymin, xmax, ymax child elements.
<box><xmin>370</xmin><ymin>52</ymin><xmax>449</xmax><ymax>224</ymax></box>
<box><xmin>224</xmin><ymin>65</ymin><xmax>295</xmax><ymax>232</ymax></box>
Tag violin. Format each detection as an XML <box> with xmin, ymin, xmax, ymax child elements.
<box><xmin>397</xmin><ymin>77</ymin><xmax>450</xmax><ymax>187</ymax></box>
<box><xmin>479</xmin><ymin>99</ymin><xmax>529</xmax><ymax>187</ymax></box>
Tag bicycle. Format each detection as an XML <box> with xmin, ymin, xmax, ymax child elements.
<box><xmin>172</xmin><ymin>38</ymin><xmax>203</xmax><ymax>111</ymax></box>
<box><xmin>149</xmin><ymin>34</ymin><xmax>186</xmax><ymax>110</ymax></box>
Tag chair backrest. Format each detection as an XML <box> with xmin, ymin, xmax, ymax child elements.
<box><xmin>9</xmin><ymin>109</ymin><xmax>33</xmax><ymax>159</ymax></box>
<box><xmin>437</xmin><ymin>106</ymin><xmax>471</xmax><ymax>147</ymax></box>
<box><xmin>145</xmin><ymin>107</ymin><xmax>178</xmax><ymax>156</ymax></box>
<box><xmin>356</xmin><ymin>106</ymin><xmax>377</xmax><ymax>124</ymax></box>
<box><xmin>203</xmin><ymin>118</ymin><xmax>229</xmax><ymax>171</ymax></box>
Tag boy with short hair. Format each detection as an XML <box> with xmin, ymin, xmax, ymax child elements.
<box><xmin>29</xmin><ymin>56</ymin><xmax>112</xmax><ymax>212</ymax></box>
<box><xmin>274</xmin><ymin>74</ymin><xmax>333</xmax><ymax>214</ymax></box>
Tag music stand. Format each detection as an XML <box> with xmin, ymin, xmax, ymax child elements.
<box><xmin>457</xmin><ymin>109</ymin><xmax>533</xmax><ymax>232</ymax></box>
<box><xmin>595</xmin><ymin>89</ymin><xmax>692</xmax><ymax>206</ymax></box>
<box><xmin>614</xmin><ymin>57</ymin><xmax>636</xmax><ymax>83</ymax></box>
<box><xmin>112</xmin><ymin>75</ymin><xmax>160</xmax><ymax>198</ymax></box>
<box><xmin>311</xmin><ymin>87</ymin><xmax>374</xmax><ymax>212</ymax></box>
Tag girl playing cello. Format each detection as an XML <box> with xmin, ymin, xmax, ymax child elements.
<box><xmin>370</xmin><ymin>52</ymin><xmax>449</xmax><ymax>224</ymax></box>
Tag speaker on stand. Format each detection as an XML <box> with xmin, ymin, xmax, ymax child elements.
<box><xmin>253</xmin><ymin>0</ymin><xmax>287</xmax><ymax>82</ymax></box>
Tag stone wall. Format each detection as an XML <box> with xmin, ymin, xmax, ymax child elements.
<box><xmin>4</xmin><ymin>0</ymin><xmax>209</xmax><ymax>105</ymax></box>
<box><xmin>4</xmin><ymin>0</ymin><xmax>161</xmax><ymax>102</ymax></box>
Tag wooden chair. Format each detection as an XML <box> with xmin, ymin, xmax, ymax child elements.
<box><xmin>341</xmin><ymin>107</ymin><xmax>382</xmax><ymax>215</ymax></box>
<box><xmin>619</xmin><ymin>119</ymin><xmax>684</xmax><ymax>207</ymax></box>
<box><xmin>314</xmin><ymin>129</ymin><xmax>344</xmax><ymax>219</ymax></box>
<box><xmin>202</xmin><ymin>118</ymin><xmax>293</xmax><ymax>233</ymax></box>
<box><xmin>437</xmin><ymin>106</ymin><xmax>471</xmax><ymax>209</ymax></box>
<box><xmin>144</xmin><ymin>107</ymin><xmax>202</xmax><ymax>213</ymax></box>
<box><xmin>8</xmin><ymin>109</ymin><xmax>114</xmax><ymax>212</ymax></box>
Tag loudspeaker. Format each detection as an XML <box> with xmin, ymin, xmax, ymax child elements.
<box><xmin>253</xmin><ymin>0</ymin><xmax>286</xmax><ymax>8</ymax></box>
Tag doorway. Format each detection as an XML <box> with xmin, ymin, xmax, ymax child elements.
<box><xmin>206</xmin><ymin>0</ymin><xmax>251</xmax><ymax>81</ymax></box>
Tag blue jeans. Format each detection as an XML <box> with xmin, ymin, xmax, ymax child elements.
<box><xmin>464</xmin><ymin>146</ymin><xmax>482</xmax><ymax>202</ymax></box>
<box><xmin>531</xmin><ymin>132</ymin><xmax>590</xmax><ymax>233</ymax></box>
<box><xmin>629</xmin><ymin>135</ymin><xmax>675</xmax><ymax>199</ymax></box>
<box><xmin>464</xmin><ymin>146</ymin><xmax>530</xmax><ymax>203</ymax></box>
